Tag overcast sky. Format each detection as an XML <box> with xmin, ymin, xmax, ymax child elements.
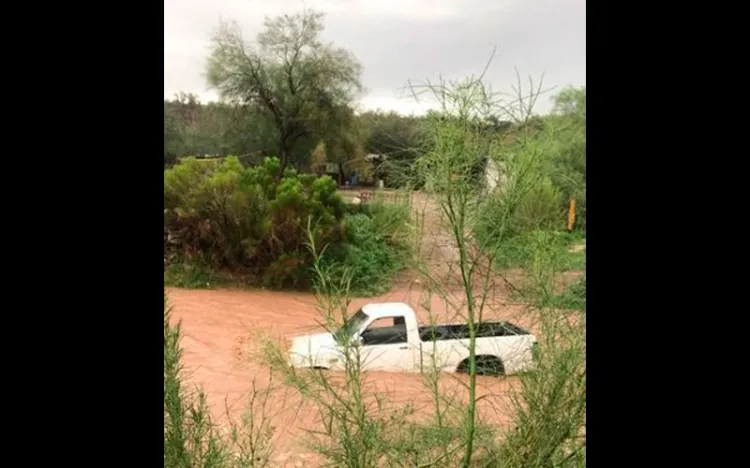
<box><xmin>164</xmin><ymin>0</ymin><xmax>585</xmax><ymax>115</ymax></box>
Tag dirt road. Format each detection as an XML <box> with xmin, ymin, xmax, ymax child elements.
<box><xmin>168</xmin><ymin>286</ymin><xmax>532</xmax><ymax>467</ymax></box>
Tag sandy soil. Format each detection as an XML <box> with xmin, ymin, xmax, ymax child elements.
<box><xmin>168</xmin><ymin>285</ymin><xmax>534</xmax><ymax>467</ymax></box>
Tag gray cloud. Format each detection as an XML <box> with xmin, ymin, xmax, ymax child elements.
<box><xmin>164</xmin><ymin>0</ymin><xmax>585</xmax><ymax>114</ymax></box>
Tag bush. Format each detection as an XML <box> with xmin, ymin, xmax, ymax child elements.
<box><xmin>338</xmin><ymin>215</ymin><xmax>399</xmax><ymax>295</ymax></box>
<box><xmin>165</xmin><ymin>156</ymin><xmax>345</xmax><ymax>290</ymax></box>
<box><xmin>323</xmin><ymin>199</ymin><xmax>411</xmax><ymax>296</ymax></box>
<box><xmin>165</xmin><ymin>156</ymin><xmax>409</xmax><ymax>294</ymax></box>
<box><xmin>475</xmin><ymin>176</ymin><xmax>565</xmax><ymax>244</ymax></box>
<box><xmin>513</xmin><ymin>178</ymin><xmax>565</xmax><ymax>232</ymax></box>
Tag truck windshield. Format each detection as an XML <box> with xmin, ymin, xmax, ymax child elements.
<box><xmin>334</xmin><ymin>309</ymin><xmax>369</xmax><ymax>343</ymax></box>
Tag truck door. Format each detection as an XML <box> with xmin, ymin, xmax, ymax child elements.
<box><xmin>357</xmin><ymin>316</ymin><xmax>420</xmax><ymax>372</ymax></box>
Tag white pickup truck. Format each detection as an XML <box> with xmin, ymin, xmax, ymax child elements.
<box><xmin>288</xmin><ymin>302</ymin><xmax>537</xmax><ymax>376</ymax></box>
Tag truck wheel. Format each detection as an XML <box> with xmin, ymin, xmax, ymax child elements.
<box><xmin>457</xmin><ymin>356</ymin><xmax>505</xmax><ymax>376</ymax></box>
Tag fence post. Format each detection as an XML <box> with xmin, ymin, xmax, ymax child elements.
<box><xmin>567</xmin><ymin>198</ymin><xmax>576</xmax><ymax>232</ymax></box>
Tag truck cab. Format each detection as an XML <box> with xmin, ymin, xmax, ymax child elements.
<box><xmin>348</xmin><ymin>303</ymin><xmax>422</xmax><ymax>372</ymax></box>
<box><xmin>288</xmin><ymin>302</ymin><xmax>421</xmax><ymax>371</ymax></box>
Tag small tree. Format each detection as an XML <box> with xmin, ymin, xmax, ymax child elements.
<box><xmin>547</xmin><ymin>86</ymin><xmax>586</xmax><ymax>230</ymax></box>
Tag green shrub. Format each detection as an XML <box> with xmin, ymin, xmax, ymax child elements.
<box><xmin>513</xmin><ymin>178</ymin><xmax>565</xmax><ymax>232</ymax></box>
<box><xmin>165</xmin><ymin>157</ymin><xmax>409</xmax><ymax>294</ymax></box>
<box><xmin>475</xmin><ymin>176</ymin><xmax>565</xmax><ymax>245</ymax></box>
<box><xmin>322</xmin><ymin>199</ymin><xmax>410</xmax><ymax>296</ymax></box>
<box><xmin>164</xmin><ymin>156</ymin><xmax>345</xmax><ymax>289</ymax></box>
<box><xmin>340</xmin><ymin>214</ymin><xmax>399</xmax><ymax>294</ymax></box>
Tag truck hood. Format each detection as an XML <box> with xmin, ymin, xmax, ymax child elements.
<box><xmin>289</xmin><ymin>331</ymin><xmax>338</xmax><ymax>356</ymax></box>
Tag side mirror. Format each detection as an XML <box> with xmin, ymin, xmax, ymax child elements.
<box><xmin>348</xmin><ymin>335</ymin><xmax>363</xmax><ymax>347</ymax></box>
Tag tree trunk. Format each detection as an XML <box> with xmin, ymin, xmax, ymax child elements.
<box><xmin>276</xmin><ymin>140</ymin><xmax>288</xmax><ymax>182</ymax></box>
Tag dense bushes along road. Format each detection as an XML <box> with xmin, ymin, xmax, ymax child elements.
<box><xmin>164</xmin><ymin>156</ymin><xmax>410</xmax><ymax>295</ymax></box>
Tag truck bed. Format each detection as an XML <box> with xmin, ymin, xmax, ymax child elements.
<box><xmin>418</xmin><ymin>322</ymin><xmax>529</xmax><ymax>341</ymax></box>
<box><xmin>361</xmin><ymin>321</ymin><xmax>530</xmax><ymax>346</ymax></box>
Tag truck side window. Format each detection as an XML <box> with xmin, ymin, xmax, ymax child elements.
<box><xmin>361</xmin><ymin>318</ymin><xmax>407</xmax><ymax>345</ymax></box>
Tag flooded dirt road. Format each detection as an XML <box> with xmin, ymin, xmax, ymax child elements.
<box><xmin>167</xmin><ymin>286</ymin><xmax>534</xmax><ymax>466</ymax></box>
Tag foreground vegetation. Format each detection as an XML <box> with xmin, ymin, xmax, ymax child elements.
<box><xmin>486</xmin><ymin>231</ymin><xmax>585</xmax><ymax>271</ymax></box>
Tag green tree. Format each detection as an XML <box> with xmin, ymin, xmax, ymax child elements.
<box><xmin>164</xmin><ymin>94</ymin><xmax>281</xmax><ymax>161</ymax></box>
<box><xmin>164</xmin><ymin>103</ymin><xmax>183</xmax><ymax>167</ymax></box>
<box><xmin>206</xmin><ymin>10</ymin><xmax>363</xmax><ymax>176</ymax></box>
<box><xmin>547</xmin><ymin>86</ymin><xmax>586</xmax><ymax>229</ymax></box>
<box><xmin>358</xmin><ymin>110</ymin><xmax>426</xmax><ymax>187</ymax></box>
<box><xmin>552</xmin><ymin>85</ymin><xmax>586</xmax><ymax>119</ymax></box>
<box><xmin>164</xmin><ymin>93</ymin><xmax>215</xmax><ymax>157</ymax></box>
<box><xmin>319</xmin><ymin>105</ymin><xmax>367</xmax><ymax>184</ymax></box>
